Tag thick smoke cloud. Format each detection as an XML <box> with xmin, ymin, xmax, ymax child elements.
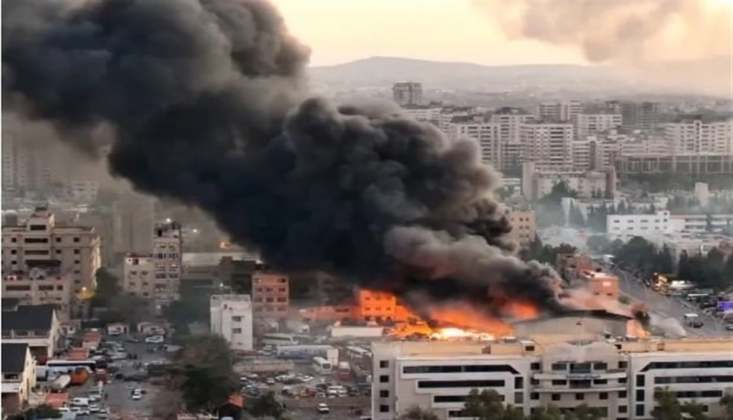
<box><xmin>2</xmin><ymin>0</ymin><xmax>567</xmax><ymax>318</ymax></box>
<box><xmin>475</xmin><ymin>0</ymin><xmax>732</xmax><ymax>96</ymax></box>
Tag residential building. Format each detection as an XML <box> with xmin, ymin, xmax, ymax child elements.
<box><xmin>402</xmin><ymin>106</ymin><xmax>442</xmax><ymax>124</ymax></box>
<box><xmin>490</xmin><ymin>107</ymin><xmax>535</xmax><ymax>172</ymax></box>
<box><xmin>210</xmin><ymin>294</ymin><xmax>254</xmax><ymax>352</ymax></box>
<box><xmin>664</xmin><ymin>119</ymin><xmax>733</xmax><ymax>156</ymax></box>
<box><xmin>1</xmin><ymin>299</ymin><xmax>60</xmax><ymax>359</ymax></box>
<box><xmin>2</xmin><ymin>262</ymin><xmax>73</xmax><ymax>318</ymax></box>
<box><xmin>520</xmin><ymin>123</ymin><xmax>574</xmax><ymax>168</ymax></box>
<box><xmin>122</xmin><ymin>253</ymin><xmax>155</xmax><ymax>298</ymax></box>
<box><xmin>438</xmin><ymin>107</ymin><xmax>477</xmax><ymax>132</ymax></box>
<box><xmin>151</xmin><ymin>221</ymin><xmax>183</xmax><ymax>308</ymax></box>
<box><xmin>371</xmin><ymin>335</ymin><xmax>732</xmax><ymax>420</ymax></box>
<box><xmin>570</xmin><ymin>138</ymin><xmax>605</xmax><ymax>171</ymax></box>
<box><xmin>522</xmin><ymin>163</ymin><xmax>616</xmax><ymax>201</ymax></box>
<box><xmin>1</xmin><ymin>208</ymin><xmax>101</xmax><ymax>293</ymax></box>
<box><xmin>112</xmin><ymin>192</ymin><xmax>156</xmax><ymax>255</ymax></box>
<box><xmin>618</xmin><ymin>101</ymin><xmax>661</xmax><ymax>131</ymax></box>
<box><xmin>615</xmin><ymin>154</ymin><xmax>733</xmax><ymax>177</ymax></box>
<box><xmin>446</xmin><ymin>121</ymin><xmax>502</xmax><ymax>168</ymax></box>
<box><xmin>393</xmin><ymin>82</ymin><xmax>423</xmax><ymax>107</ymax></box>
<box><xmin>576</xmin><ymin>270</ymin><xmax>620</xmax><ymax>301</ymax></box>
<box><xmin>672</xmin><ymin>213</ymin><xmax>733</xmax><ymax>234</ymax></box>
<box><xmin>606</xmin><ymin>211</ymin><xmax>674</xmax><ymax>239</ymax></box>
<box><xmin>574</xmin><ymin>114</ymin><xmax>622</xmax><ymax>139</ymax></box>
<box><xmin>355</xmin><ymin>289</ymin><xmax>398</xmax><ymax>322</ymax></box>
<box><xmin>251</xmin><ymin>272</ymin><xmax>289</xmax><ymax>320</ymax></box>
<box><xmin>505</xmin><ymin>209</ymin><xmax>537</xmax><ymax>247</ymax></box>
<box><xmin>536</xmin><ymin>101</ymin><xmax>582</xmax><ymax>123</ymax></box>
<box><xmin>1</xmin><ymin>343</ymin><xmax>36</xmax><ymax>414</ymax></box>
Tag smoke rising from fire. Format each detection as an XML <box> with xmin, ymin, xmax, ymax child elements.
<box><xmin>476</xmin><ymin>0</ymin><xmax>733</xmax><ymax>96</ymax></box>
<box><xmin>2</xmin><ymin>0</ymin><xmax>566</xmax><ymax>317</ymax></box>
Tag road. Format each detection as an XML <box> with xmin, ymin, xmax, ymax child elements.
<box><xmin>609</xmin><ymin>265</ymin><xmax>731</xmax><ymax>337</ymax></box>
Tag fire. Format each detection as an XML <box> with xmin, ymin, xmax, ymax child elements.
<box><xmin>627</xmin><ymin>320</ymin><xmax>650</xmax><ymax>338</ymax></box>
<box><xmin>502</xmin><ymin>300</ymin><xmax>540</xmax><ymax>320</ymax></box>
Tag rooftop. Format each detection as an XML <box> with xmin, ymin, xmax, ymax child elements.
<box><xmin>1</xmin><ymin>304</ymin><xmax>56</xmax><ymax>331</ymax></box>
<box><xmin>2</xmin><ymin>343</ymin><xmax>29</xmax><ymax>374</ymax></box>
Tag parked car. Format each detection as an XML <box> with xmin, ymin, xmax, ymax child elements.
<box><xmin>145</xmin><ymin>335</ymin><xmax>165</xmax><ymax>344</ymax></box>
<box><xmin>317</xmin><ymin>403</ymin><xmax>330</xmax><ymax>414</ymax></box>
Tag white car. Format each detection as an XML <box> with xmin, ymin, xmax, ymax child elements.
<box><xmin>89</xmin><ymin>404</ymin><xmax>101</xmax><ymax>413</ymax></box>
<box><xmin>131</xmin><ymin>393</ymin><xmax>142</xmax><ymax>401</ymax></box>
<box><xmin>145</xmin><ymin>335</ymin><xmax>165</xmax><ymax>344</ymax></box>
<box><xmin>72</xmin><ymin>406</ymin><xmax>91</xmax><ymax>416</ymax></box>
<box><xmin>317</xmin><ymin>403</ymin><xmax>330</xmax><ymax>414</ymax></box>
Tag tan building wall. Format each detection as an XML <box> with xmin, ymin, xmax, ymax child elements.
<box><xmin>2</xmin><ymin>268</ymin><xmax>72</xmax><ymax>317</ymax></box>
<box><xmin>2</xmin><ymin>208</ymin><xmax>101</xmax><ymax>293</ymax></box>
<box><xmin>507</xmin><ymin>209</ymin><xmax>537</xmax><ymax>247</ymax></box>
<box><xmin>252</xmin><ymin>272</ymin><xmax>289</xmax><ymax>320</ymax></box>
<box><xmin>152</xmin><ymin>221</ymin><xmax>182</xmax><ymax>306</ymax></box>
<box><xmin>123</xmin><ymin>254</ymin><xmax>155</xmax><ymax>298</ymax></box>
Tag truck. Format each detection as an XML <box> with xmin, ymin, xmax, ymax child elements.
<box><xmin>683</xmin><ymin>313</ymin><xmax>704</xmax><ymax>328</ymax></box>
<box><xmin>50</xmin><ymin>374</ymin><xmax>72</xmax><ymax>391</ymax></box>
<box><xmin>337</xmin><ymin>362</ymin><xmax>352</xmax><ymax>381</ymax></box>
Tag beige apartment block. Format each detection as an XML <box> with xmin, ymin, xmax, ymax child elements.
<box><xmin>506</xmin><ymin>209</ymin><xmax>537</xmax><ymax>248</ymax></box>
<box><xmin>123</xmin><ymin>253</ymin><xmax>155</xmax><ymax>298</ymax></box>
<box><xmin>2</xmin><ymin>265</ymin><xmax>73</xmax><ymax>318</ymax></box>
<box><xmin>2</xmin><ymin>208</ymin><xmax>101</xmax><ymax>293</ymax></box>
<box><xmin>252</xmin><ymin>272</ymin><xmax>289</xmax><ymax>320</ymax></box>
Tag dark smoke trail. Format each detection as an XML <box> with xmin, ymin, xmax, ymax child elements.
<box><xmin>2</xmin><ymin>0</ymin><xmax>567</xmax><ymax>317</ymax></box>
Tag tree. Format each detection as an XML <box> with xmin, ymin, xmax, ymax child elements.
<box><xmin>398</xmin><ymin>406</ymin><xmax>440</xmax><ymax>420</ymax></box>
<box><xmin>463</xmin><ymin>389</ymin><xmax>524</xmax><ymax>420</ymax></box>
<box><xmin>652</xmin><ymin>388</ymin><xmax>683</xmax><ymax>420</ymax></box>
<box><xmin>169</xmin><ymin>334</ymin><xmax>239</xmax><ymax>413</ymax></box>
<box><xmin>91</xmin><ymin>267</ymin><xmax>122</xmax><ymax>307</ymax></box>
<box><xmin>721</xmin><ymin>395</ymin><xmax>733</xmax><ymax>420</ymax></box>
<box><xmin>8</xmin><ymin>404</ymin><xmax>61</xmax><ymax>420</ymax></box>
<box><xmin>247</xmin><ymin>392</ymin><xmax>285</xmax><ymax>419</ymax></box>
<box><xmin>586</xmin><ymin>235</ymin><xmax>610</xmax><ymax>253</ymax></box>
<box><xmin>528</xmin><ymin>405</ymin><xmax>563</xmax><ymax>420</ymax></box>
<box><xmin>564</xmin><ymin>405</ymin><xmax>603</xmax><ymax>420</ymax></box>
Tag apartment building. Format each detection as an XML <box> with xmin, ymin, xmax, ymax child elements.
<box><xmin>574</xmin><ymin>114</ymin><xmax>622</xmax><ymax>139</ymax></box>
<box><xmin>664</xmin><ymin>119</ymin><xmax>732</xmax><ymax>156</ymax></box>
<box><xmin>2</xmin><ymin>263</ymin><xmax>73</xmax><ymax>318</ymax></box>
<box><xmin>490</xmin><ymin>107</ymin><xmax>535</xmax><ymax>172</ymax></box>
<box><xmin>371</xmin><ymin>336</ymin><xmax>732</xmax><ymax>420</ymax></box>
<box><xmin>446</xmin><ymin>121</ymin><xmax>502</xmax><ymax>168</ymax></box>
<box><xmin>251</xmin><ymin>272</ymin><xmax>289</xmax><ymax>320</ymax></box>
<box><xmin>615</xmin><ymin>154</ymin><xmax>733</xmax><ymax>177</ymax></box>
<box><xmin>571</xmin><ymin>138</ymin><xmax>605</xmax><ymax>171</ymax></box>
<box><xmin>520</xmin><ymin>123</ymin><xmax>574</xmax><ymax>168</ymax></box>
<box><xmin>393</xmin><ymin>82</ymin><xmax>423</xmax><ymax>107</ymax></box>
<box><xmin>122</xmin><ymin>253</ymin><xmax>155</xmax><ymax>298</ymax></box>
<box><xmin>536</xmin><ymin>101</ymin><xmax>582</xmax><ymax>123</ymax></box>
<box><xmin>1</xmin><ymin>343</ymin><xmax>36</xmax><ymax>414</ymax></box>
<box><xmin>1</xmin><ymin>208</ymin><xmax>101</xmax><ymax>293</ymax></box>
<box><xmin>355</xmin><ymin>288</ymin><xmax>398</xmax><ymax>321</ymax></box>
<box><xmin>505</xmin><ymin>209</ymin><xmax>537</xmax><ymax>248</ymax></box>
<box><xmin>401</xmin><ymin>106</ymin><xmax>442</xmax><ymax>123</ymax></box>
<box><xmin>522</xmin><ymin>163</ymin><xmax>617</xmax><ymax>201</ymax></box>
<box><xmin>151</xmin><ymin>221</ymin><xmax>183</xmax><ymax>307</ymax></box>
<box><xmin>606</xmin><ymin>211</ymin><xmax>674</xmax><ymax>239</ymax></box>
<box><xmin>210</xmin><ymin>294</ymin><xmax>254</xmax><ymax>352</ymax></box>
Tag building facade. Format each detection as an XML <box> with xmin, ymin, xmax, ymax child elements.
<box><xmin>152</xmin><ymin>221</ymin><xmax>183</xmax><ymax>308</ymax></box>
<box><xmin>251</xmin><ymin>273</ymin><xmax>289</xmax><ymax>320</ymax></box>
<box><xmin>664</xmin><ymin>119</ymin><xmax>732</xmax><ymax>156</ymax></box>
<box><xmin>574</xmin><ymin>114</ymin><xmax>622</xmax><ymax>139</ymax></box>
<box><xmin>536</xmin><ymin>101</ymin><xmax>582</xmax><ymax>123</ymax></box>
<box><xmin>1</xmin><ymin>300</ymin><xmax>61</xmax><ymax>359</ymax></box>
<box><xmin>446</xmin><ymin>121</ymin><xmax>502</xmax><ymax>168</ymax></box>
<box><xmin>210</xmin><ymin>294</ymin><xmax>254</xmax><ymax>352</ymax></box>
<box><xmin>522</xmin><ymin>163</ymin><xmax>616</xmax><ymax>201</ymax></box>
<box><xmin>520</xmin><ymin>123</ymin><xmax>574</xmax><ymax>168</ymax></box>
<box><xmin>371</xmin><ymin>336</ymin><xmax>732</xmax><ymax>420</ymax></box>
<box><xmin>2</xmin><ymin>264</ymin><xmax>73</xmax><ymax>317</ymax></box>
<box><xmin>1</xmin><ymin>343</ymin><xmax>36</xmax><ymax>414</ymax></box>
<box><xmin>122</xmin><ymin>253</ymin><xmax>155</xmax><ymax>298</ymax></box>
<box><xmin>506</xmin><ymin>209</ymin><xmax>537</xmax><ymax>248</ymax></box>
<box><xmin>1</xmin><ymin>208</ymin><xmax>101</xmax><ymax>293</ymax></box>
<box><xmin>393</xmin><ymin>82</ymin><xmax>423</xmax><ymax>107</ymax></box>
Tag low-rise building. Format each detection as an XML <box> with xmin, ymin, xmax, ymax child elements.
<box><xmin>505</xmin><ymin>209</ymin><xmax>537</xmax><ymax>247</ymax></box>
<box><xmin>606</xmin><ymin>211</ymin><xmax>674</xmax><ymax>239</ymax></box>
<box><xmin>251</xmin><ymin>273</ymin><xmax>289</xmax><ymax>320</ymax></box>
<box><xmin>210</xmin><ymin>294</ymin><xmax>254</xmax><ymax>352</ymax></box>
<box><xmin>1</xmin><ymin>299</ymin><xmax>60</xmax><ymax>359</ymax></box>
<box><xmin>522</xmin><ymin>162</ymin><xmax>616</xmax><ymax>201</ymax></box>
<box><xmin>122</xmin><ymin>253</ymin><xmax>155</xmax><ymax>298</ymax></box>
<box><xmin>2</xmin><ymin>262</ymin><xmax>73</xmax><ymax>318</ymax></box>
<box><xmin>1</xmin><ymin>343</ymin><xmax>36</xmax><ymax>414</ymax></box>
<box><xmin>372</xmin><ymin>335</ymin><xmax>733</xmax><ymax>420</ymax></box>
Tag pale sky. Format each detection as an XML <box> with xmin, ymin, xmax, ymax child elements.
<box><xmin>272</xmin><ymin>0</ymin><xmax>585</xmax><ymax>67</ymax></box>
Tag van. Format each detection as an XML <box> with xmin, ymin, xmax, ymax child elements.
<box><xmin>72</xmin><ymin>397</ymin><xmax>89</xmax><ymax>406</ymax></box>
<box><xmin>683</xmin><ymin>313</ymin><xmax>703</xmax><ymax>328</ymax></box>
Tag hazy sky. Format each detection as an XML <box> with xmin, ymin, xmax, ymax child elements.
<box><xmin>273</xmin><ymin>0</ymin><xmax>584</xmax><ymax>66</ymax></box>
<box><xmin>273</xmin><ymin>0</ymin><xmax>732</xmax><ymax>67</ymax></box>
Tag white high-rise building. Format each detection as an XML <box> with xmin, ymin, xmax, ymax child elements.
<box><xmin>372</xmin><ymin>334</ymin><xmax>733</xmax><ymax>420</ymax></box>
<box><xmin>210</xmin><ymin>294</ymin><xmax>254</xmax><ymax>352</ymax></box>
<box><xmin>574</xmin><ymin>114</ymin><xmax>623</xmax><ymax>139</ymax></box>
<box><xmin>490</xmin><ymin>107</ymin><xmax>535</xmax><ymax>172</ymax></box>
<box><xmin>536</xmin><ymin>101</ymin><xmax>582</xmax><ymax>123</ymax></box>
<box><xmin>446</xmin><ymin>121</ymin><xmax>502</xmax><ymax>168</ymax></box>
<box><xmin>664</xmin><ymin>119</ymin><xmax>733</xmax><ymax>155</ymax></box>
<box><xmin>151</xmin><ymin>220</ymin><xmax>182</xmax><ymax>307</ymax></box>
<box><xmin>520</xmin><ymin>123</ymin><xmax>574</xmax><ymax>168</ymax></box>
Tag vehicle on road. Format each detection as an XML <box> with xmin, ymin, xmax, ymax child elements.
<box><xmin>317</xmin><ymin>403</ymin><xmax>330</xmax><ymax>414</ymax></box>
<box><xmin>145</xmin><ymin>335</ymin><xmax>165</xmax><ymax>344</ymax></box>
<box><xmin>725</xmin><ymin>324</ymin><xmax>733</xmax><ymax>331</ymax></box>
<box><xmin>683</xmin><ymin>313</ymin><xmax>704</xmax><ymax>328</ymax></box>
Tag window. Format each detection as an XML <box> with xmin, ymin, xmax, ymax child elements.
<box><xmin>593</xmin><ymin>362</ymin><xmax>607</xmax><ymax>370</ymax></box>
<box><xmin>552</xmin><ymin>363</ymin><xmax>567</xmax><ymax>371</ymax></box>
<box><xmin>514</xmin><ymin>392</ymin><xmax>524</xmax><ymax>404</ymax></box>
<box><xmin>600</xmin><ymin>393</ymin><xmax>608</xmax><ymax>400</ymax></box>
<box><xmin>576</xmin><ymin>393</ymin><xmax>585</xmax><ymax>401</ymax></box>
<box><xmin>379</xmin><ymin>405</ymin><xmax>389</xmax><ymax>413</ymax></box>
<box><xmin>73</xmin><ymin>237</ymin><xmax>80</xmax><ymax>243</ymax></box>
<box><xmin>636</xmin><ymin>390</ymin><xmax>645</xmax><ymax>402</ymax></box>
<box><xmin>530</xmin><ymin>393</ymin><xmax>539</xmax><ymax>400</ymax></box>
<box><xmin>232</xmin><ymin>328</ymin><xmax>242</xmax><ymax>334</ymax></box>
<box><xmin>379</xmin><ymin>390</ymin><xmax>389</xmax><ymax>398</ymax></box>
<box><xmin>232</xmin><ymin>316</ymin><xmax>242</xmax><ymax>322</ymax></box>
<box><xmin>551</xmin><ymin>394</ymin><xmax>560</xmax><ymax>401</ymax></box>
<box><xmin>417</xmin><ymin>380</ymin><xmax>504</xmax><ymax>389</ymax></box>
<box><xmin>514</xmin><ymin>377</ymin><xmax>524</xmax><ymax>388</ymax></box>
<box><xmin>552</xmin><ymin>380</ymin><xmax>567</xmax><ymax>386</ymax></box>
<box><xmin>530</xmin><ymin>362</ymin><xmax>541</xmax><ymax>371</ymax></box>
<box><xmin>619</xmin><ymin>378</ymin><xmax>627</xmax><ymax>384</ymax></box>
<box><xmin>619</xmin><ymin>406</ymin><xmax>627</xmax><ymax>414</ymax></box>
<box><xmin>379</xmin><ymin>375</ymin><xmax>389</xmax><ymax>383</ymax></box>
<box><xmin>635</xmin><ymin>405</ymin><xmax>645</xmax><ymax>417</ymax></box>
<box><xmin>636</xmin><ymin>375</ymin><xmax>645</xmax><ymax>387</ymax></box>
<box><xmin>403</xmin><ymin>364</ymin><xmax>519</xmax><ymax>374</ymax></box>
<box><xmin>74</xmin><ymin>249</ymin><xmax>80</xmax><ymax>255</ymax></box>
<box><xmin>619</xmin><ymin>391</ymin><xmax>627</xmax><ymax>398</ymax></box>
<box><xmin>379</xmin><ymin>360</ymin><xmax>389</xmax><ymax>369</ymax></box>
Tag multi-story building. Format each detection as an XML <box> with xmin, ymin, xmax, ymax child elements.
<box><xmin>2</xmin><ymin>263</ymin><xmax>73</xmax><ymax>318</ymax></box>
<box><xmin>210</xmin><ymin>294</ymin><xmax>254</xmax><ymax>352</ymax></box>
<box><xmin>151</xmin><ymin>221</ymin><xmax>183</xmax><ymax>308</ymax></box>
<box><xmin>522</xmin><ymin>163</ymin><xmax>616</xmax><ymax>201</ymax></box>
<box><xmin>122</xmin><ymin>253</ymin><xmax>155</xmax><ymax>298</ymax></box>
<box><xmin>1</xmin><ymin>299</ymin><xmax>61</xmax><ymax>359</ymax></box>
<box><xmin>606</xmin><ymin>211</ymin><xmax>674</xmax><ymax>239</ymax></box>
<box><xmin>112</xmin><ymin>192</ymin><xmax>156</xmax><ymax>255</ymax></box>
<box><xmin>664</xmin><ymin>119</ymin><xmax>733</xmax><ymax>156</ymax></box>
<box><xmin>505</xmin><ymin>209</ymin><xmax>537</xmax><ymax>247</ymax></box>
<box><xmin>615</xmin><ymin>154</ymin><xmax>733</xmax><ymax>177</ymax></box>
<box><xmin>520</xmin><ymin>123</ymin><xmax>574</xmax><ymax>168</ymax></box>
<box><xmin>438</xmin><ymin>107</ymin><xmax>477</xmax><ymax>132</ymax></box>
<box><xmin>393</xmin><ymin>82</ymin><xmax>423</xmax><ymax>107</ymax></box>
<box><xmin>372</xmin><ymin>335</ymin><xmax>732</xmax><ymax>420</ymax></box>
<box><xmin>446</xmin><ymin>121</ymin><xmax>502</xmax><ymax>168</ymax></box>
<box><xmin>1</xmin><ymin>343</ymin><xmax>37</xmax><ymax>414</ymax></box>
<box><xmin>355</xmin><ymin>288</ymin><xmax>398</xmax><ymax>322</ymax></box>
<box><xmin>570</xmin><ymin>138</ymin><xmax>605</xmax><ymax>171</ymax></box>
<box><xmin>574</xmin><ymin>114</ymin><xmax>622</xmax><ymax>139</ymax></box>
<box><xmin>536</xmin><ymin>101</ymin><xmax>582</xmax><ymax>123</ymax></box>
<box><xmin>616</xmin><ymin>101</ymin><xmax>661</xmax><ymax>131</ymax></box>
<box><xmin>490</xmin><ymin>107</ymin><xmax>535</xmax><ymax>172</ymax></box>
<box><xmin>401</xmin><ymin>105</ymin><xmax>442</xmax><ymax>124</ymax></box>
<box><xmin>251</xmin><ymin>272</ymin><xmax>289</xmax><ymax>320</ymax></box>
<box><xmin>1</xmin><ymin>208</ymin><xmax>101</xmax><ymax>293</ymax></box>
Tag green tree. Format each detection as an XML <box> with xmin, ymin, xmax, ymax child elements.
<box><xmin>398</xmin><ymin>406</ymin><xmax>440</xmax><ymax>420</ymax></box>
<box><xmin>564</xmin><ymin>405</ymin><xmax>603</xmax><ymax>420</ymax></box>
<box><xmin>247</xmin><ymin>391</ymin><xmax>285</xmax><ymax>419</ymax></box>
<box><xmin>463</xmin><ymin>389</ymin><xmax>525</xmax><ymax>420</ymax></box>
<box><xmin>170</xmin><ymin>334</ymin><xmax>239</xmax><ymax>413</ymax></box>
<box><xmin>652</xmin><ymin>387</ymin><xmax>683</xmax><ymax>420</ymax></box>
<box><xmin>8</xmin><ymin>404</ymin><xmax>61</xmax><ymax>420</ymax></box>
<box><xmin>721</xmin><ymin>395</ymin><xmax>733</xmax><ymax>419</ymax></box>
<box><xmin>528</xmin><ymin>405</ymin><xmax>563</xmax><ymax>420</ymax></box>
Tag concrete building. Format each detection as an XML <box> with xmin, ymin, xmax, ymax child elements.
<box><xmin>122</xmin><ymin>253</ymin><xmax>155</xmax><ymax>298</ymax></box>
<box><xmin>520</xmin><ymin>123</ymin><xmax>574</xmax><ymax>168</ymax></box>
<box><xmin>401</xmin><ymin>106</ymin><xmax>442</xmax><ymax>123</ymax></box>
<box><xmin>490</xmin><ymin>107</ymin><xmax>535</xmax><ymax>172</ymax></box>
<box><xmin>522</xmin><ymin>163</ymin><xmax>616</xmax><ymax>201</ymax></box>
<box><xmin>1</xmin><ymin>343</ymin><xmax>36</xmax><ymax>414</ymax></box>
<box><xmin>251</xmin><ymin>272</ymin><xmax>289</xmax><ymax>320</ymax></box>
<box><xmin>151</xmin><ymin>221</ymin><xmax>183</xmax><ymax>307</ymax></box>
<box><xmin>617</xmin><ymin>101</ymin><xmax>661</xmax><ymax>131</ymax></box>
<box><xmin>2</xmin><ymin>262</ymin><xmax>73</xmax><ymax>318</ymax></box>
<box><xmin>112</xmin><ymin>192</ymin><xmax>156</xmax><ymax>256</ymax></box>
<box><xmin>664</xmin><ymin>119</ymin><xmax>732</xmax><ymax>156</ymax></box>
<box><xmin>1</xmin><ymin>208</ymin><xmax>101</xmax><ymax>293</ymax></box>
<box><xmin>606</xmin><ymin>211</ymin><xmax>674</xmax><ymax>239</ymax></box>
<box><xmin>371</xmin><ymin>335</ymin><xmax>733</xmax><ymax>420</ymax></box>
<box><xmin>615</xmin><ymin>154</ymin><xmax>733</xmax><ymax>177</ymax></box>
<box><xmin>574</xmin><ymin>114</ymin><xmax>622</xmax><ymax>139</ymax></box>
<box><xmin>505</xmin><ymin>209</ymin><xmax>537</xmax><ymax>247</ymax></box>
<box><xmin>210</xmin><ymin>294</ymin><xmax>254</xmax><ymax>352</ymax></box>
<box><xmin>1</xmin><ymin>299</ymin><xmax>60</xmax><ymax>359</ymax></box>
<box><xmin>536</xmin><ymin>101</ymin><xmax>582</xmax><ymax>123</ymax></box>
<box><xmin>446</xmin><ymin>121</ymin><xmax>502</xmax><ymax>168</ymax></box>
<box><xmin>393</xmin><ymin>82</ymin><xmax>423</xmax><ymax>107</ymax></box>
<box><xmin>355</xmin><ymin>289</ymin><xmax>398</xmax><ymax>322</ymax></box>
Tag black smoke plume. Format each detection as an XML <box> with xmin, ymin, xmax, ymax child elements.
<box><xmin>2</xmin><ymin>0</ymin><xmax>568</xmax><ymax>319</ymax></box>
